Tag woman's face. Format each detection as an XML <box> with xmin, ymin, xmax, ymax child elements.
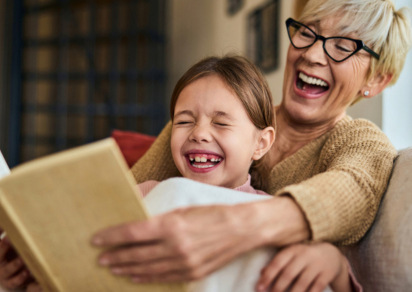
<box><xmin>171</xmin><ymin>75</ymin><xmax>263</xmax><ymax>189</ymax></box>
<box><xmin>282</xmin><ymin>16</ymin><xmax>371</xmax><ymax>125</ymax></box>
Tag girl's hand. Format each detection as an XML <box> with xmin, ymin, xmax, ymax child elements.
<box><xmin>26</xmin><ymin>282</ymin><xmax>43</xmax><ymax>292</ymax></box>
<box><xmin>255</xmin><ymin>243</ymin><xmax>352</xmax><ymax>292</ymax></box>
<box><xmin>0</xmin><ymin>234</ymin><xmax>31</xmax><ymax>290</ymax></box>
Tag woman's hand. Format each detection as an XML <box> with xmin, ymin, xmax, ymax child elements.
<box><xmin>92</xmin><ymin>196</ymin><xmax>309</xmax><ymax>283</ymax></box>
<box><xmin>0</xmin><ymin>233</ymin><xmax>31</xmax><ymax>290</ymax></box>
<box><xmin>255</xmin><ymin>243</ymin><xmax>352</xmax><ymax>292</ymax></box>
<box><xmin>93</xmin><ymin>204</ymin><xmax>257</xmax><ymax>282</ymax></box>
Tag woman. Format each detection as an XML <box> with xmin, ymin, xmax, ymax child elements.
<box><xmin>90</xmin><ymin>0</ymin><xmax>411</xmax><ymax>287</ymax></box>
<box><xmin>0</xmin><ymin>0</ymin><xmax>410</xmax><ymax>291</ymax></box>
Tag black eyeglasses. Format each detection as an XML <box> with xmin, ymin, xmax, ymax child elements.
<box><xmin>285</xmin><ymin>18</ymin><xmax>380</xmax><ymax>62</ymax></box>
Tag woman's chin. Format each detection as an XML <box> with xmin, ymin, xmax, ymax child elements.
<box><xmin>282</xmin><ymin>102</ymin><xmax>322</xmax><ymax>125</ymax></box>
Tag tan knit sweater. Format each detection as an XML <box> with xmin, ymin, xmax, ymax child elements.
<box><xmin>131</xmin><ymin>116</ymin><xmax>397</xmax><ymax>246</ymax></box>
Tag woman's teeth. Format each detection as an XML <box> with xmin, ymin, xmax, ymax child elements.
<box><xmin>299</xmin><ymin>72</ymin><xmax>328</xmax><ymax>87</ymax></box>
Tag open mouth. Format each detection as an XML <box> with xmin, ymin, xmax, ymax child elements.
<box><xmin>187</xmin><ymin>153</ymin><xmax>223</xmax><ymax>169</ymax></box>
<box><xmin>296</xmin><ymin>72</ymin><xmax>329</xmax><ymax>95</ymax></box>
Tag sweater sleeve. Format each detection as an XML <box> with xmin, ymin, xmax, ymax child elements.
<box><xmin>276</xmin><ymin>120</ymin><xmax>397</xmax><ymax>245</ymax></box>
<box><xmin>130</xmin><ymin>121</ymin><xmax>180</xmax><ymax>183</ymax></box>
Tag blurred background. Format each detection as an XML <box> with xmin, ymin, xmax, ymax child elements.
<box><xmin>0</xmin><ymin>0</ymin><xmax>411</xmax><ymax>167</ymax></box>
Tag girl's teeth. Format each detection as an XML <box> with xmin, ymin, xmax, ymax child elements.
<box><xmin>189</xmin><ymin>155</ymin><xmax>222</xmax><ymax>163</ymax></box>
<box><xmin>193</xmin><ymin>164</ymin><xmax>214</xmax><ymax>169</ymax></box>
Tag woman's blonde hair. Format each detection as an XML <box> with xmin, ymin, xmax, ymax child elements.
<box><xmin>300</xmin><ymin>0</ymin><xmax>412</xmax><ymax>86</ymax></box>
<box><xmin>170</xmin><ymin>55</ymin><xmax>275</xmax><ymax>191</ymax></box>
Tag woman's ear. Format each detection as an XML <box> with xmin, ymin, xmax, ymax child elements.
<box><xmin>252</xmin><ymin>126</ymin><xmax>276</xmax><ymax>161</ymax></box>
<box><xmin>361</xmin><ymin>73</ymin><xmax>393</xmax><ymax>98</ymax></box>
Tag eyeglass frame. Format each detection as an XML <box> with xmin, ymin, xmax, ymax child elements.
<box><xmin>285</xmin><ymin>18</ymin><xmax>380</xmax><ymax>62</ymax></box>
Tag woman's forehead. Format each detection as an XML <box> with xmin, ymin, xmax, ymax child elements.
<box><xmin>302</xmin><ymin>15</ymin><xmax>362</xmax><ymax>39</ymax></box>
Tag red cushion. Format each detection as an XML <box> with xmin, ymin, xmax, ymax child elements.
<box><xmin>111</xmin><ymin>130</ymin><xmax>156</xmax><ymax>168</ymax></box>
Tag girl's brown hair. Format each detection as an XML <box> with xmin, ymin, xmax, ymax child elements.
<box><xmin>170</xmin><ymin>55</ymin><xmax>275</xmax><ymax>191</ymax></box>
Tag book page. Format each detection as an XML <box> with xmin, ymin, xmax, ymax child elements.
<box><xmin>0</xmin><ymin>151</ymin><xmax>10</xmax><ymax>180</ymax></box>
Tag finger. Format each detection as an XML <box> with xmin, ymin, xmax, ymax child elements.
<box><xmin>98</xmin><ymin>243</ymin><xmax>170</xmax><ymax>267</ymax></box>
<box><xmin>117</xmin><ymin>236</ymin><xmax>248</xmax><ymax>282</ymax></box>
<box><xmin>289</xmin><ymin>267</ymin><xmax>321</xmax><ymax>292</ymax></box>
<box><xmin>1</xmin><ymin>269</ymin><xmax>30</xmax><ymax>290</ymax></box>
<box><xmin>0</xmin><ymin>257</ymin><xmax>25</xmax><ymax>279</ymax></box>
<box><xmin>270</xmin><ymin>253</ymin><xmax>306</xmax><ymax>292</ymax></box>
<box><xmin>111</xmin><ymin>257</ymin><xmax>183</xmax><ymax>277</ymax></box>
<box><xmin>27</xmin><ymin>282</ymin><xmax>44</xmax><ymax>292</ymax></box>
<box><xmin>0</xmin><ymin>240</ymin><xmax>11</xmax><ymax>264</ymax></box>
<box><xmin>92</xmin><ymin>219</ymin><xmax>161</xmax><ymax>247</ymax></box>
<box><xmin>107</xmin><ymin>241</ymin><xmax>219</xmax><ymax>279</ymax></box>
<box><xmin>307</xmin><ymin>276</ymin><xmax>331</xmax><ymax>292</ymax></box>
<box><xmin>255</xmin><ymin>248</ymin><xmax>296</xmax><ymax>292</ymax></box>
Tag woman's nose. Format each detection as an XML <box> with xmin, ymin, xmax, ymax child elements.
<box><xmin>189</xmin><ymin>124</ymin><xmax>212</xmax><ymax>143</ymax></box>
<box><xmin>301</xmin><ymin>40</ymin><xmax>328</xmax><ymax>65</ymax></box>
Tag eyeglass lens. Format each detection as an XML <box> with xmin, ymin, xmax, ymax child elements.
<box><xmin>288</xmin><ymin>21</ymin><xmax>359</xmax><ymax>62</ymax></box>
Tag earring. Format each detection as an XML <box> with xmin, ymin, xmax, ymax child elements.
<box><xmin>363</xmin><ymin>90</ymin><xmax>370</xmax><ymax>97</ymax></box>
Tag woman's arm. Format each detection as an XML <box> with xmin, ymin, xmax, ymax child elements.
<box><xmin>273</xmin><ymin>119</ymin><xmax>397</xmax><ymax>245</ymax></box>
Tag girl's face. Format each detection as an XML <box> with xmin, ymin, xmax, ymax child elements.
<box><xmin>281</xmin><ymin>16</ymin><xmax>371</xmax><ymax>125</ymax></box>
<box><xmin>171</xmin><ymin>75</ymin><xmax>264</xmax><ymax>189</ymax></box>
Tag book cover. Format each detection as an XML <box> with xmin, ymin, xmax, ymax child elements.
<box><xmin>0</xmin><ymin>139</ymin><xmax>186</xmax><ymax>292</ymax></box>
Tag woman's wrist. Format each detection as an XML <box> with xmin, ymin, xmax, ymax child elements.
<box><xmin>234</xmin><ymin>196</ymin><xmax>310</xmax><ymax>249</ymax></box>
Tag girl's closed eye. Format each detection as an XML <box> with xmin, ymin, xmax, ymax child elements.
<box><xmin>213</xmin><ymin>121</ymin><xmax>229</xmax><ymax>127</ymax></box>
<box><xmin>212</xmin><ymin>117</ymin><xmax>230</xmax><ymax>127</ymax></box>
<box><xmin>213</xmin><ymin>112</ymin><xmax>234</xmax><ymax>127</ymax></box>
<box><xmin>174</xmin><ymin>119</ymin><xmax>193</xmax><ymax>126</ymax></box>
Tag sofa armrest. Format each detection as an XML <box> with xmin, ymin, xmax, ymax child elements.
<box><xmin>111</xmin><ymin>130</ymin><xmax>156</xmax><ymax>168</ymax></box>
<box><xmin>343</xmin><ymin>147</ymin><xmax>412</xmax><ymax>291</ymax></box>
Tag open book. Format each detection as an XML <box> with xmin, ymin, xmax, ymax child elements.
<box><xmin>0</xmin><ymin>139</ymin><xmax>186</xmax><ymax>292</ymax></box>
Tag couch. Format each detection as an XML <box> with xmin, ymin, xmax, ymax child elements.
<box><xmin>343</xmin><ymin>147</ymin><xmax>412</xmax><ymax>291</ymax></box>
<box><xmin>113</xmin><ymin>129</ymin><xmax>412</xmax><ymax>291</ymax></box>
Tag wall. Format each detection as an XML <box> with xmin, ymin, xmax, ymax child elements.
<box><xmin>167</xmin><ymin>0</ymin><xmax>294</xmax><ymax>108</ymax></box>
<box><xmin>382</xmin><ymin>0</ymin><xmax>412</xmax><ymax>150</ymax></box>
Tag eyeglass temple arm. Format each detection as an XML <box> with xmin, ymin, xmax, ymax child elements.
<box><xmin>363</xmin><ymin>45</ymin><xmax>380</xmax><ymax>60</ymax></box>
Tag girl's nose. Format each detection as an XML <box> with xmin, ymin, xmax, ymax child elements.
<box><xmin>189</xmin><ymin>124</ymin><xmax>212</xmax><ymax>143</ymax></box>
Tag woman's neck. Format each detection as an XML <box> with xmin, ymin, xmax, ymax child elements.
<box><xmin>269</xmin><ymin>106</ymin><xmax>345</xmax><ymax>165</ymax></box>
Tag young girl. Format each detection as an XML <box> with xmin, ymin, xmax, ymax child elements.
<box><xmin>120</xmin><ymin>56</ymin><xmax>362</xmax><ymax>292</ymax></box>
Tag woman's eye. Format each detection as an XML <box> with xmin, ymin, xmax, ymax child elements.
<box><xmin>300</xmin><ymin>31</ymin><xmax>314</xmax><ymax>39</ymax></box>
<box><xmin>335</xmin><ymin>44</ymin><xmax>352</xmax><ymax>53</ymax></box>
